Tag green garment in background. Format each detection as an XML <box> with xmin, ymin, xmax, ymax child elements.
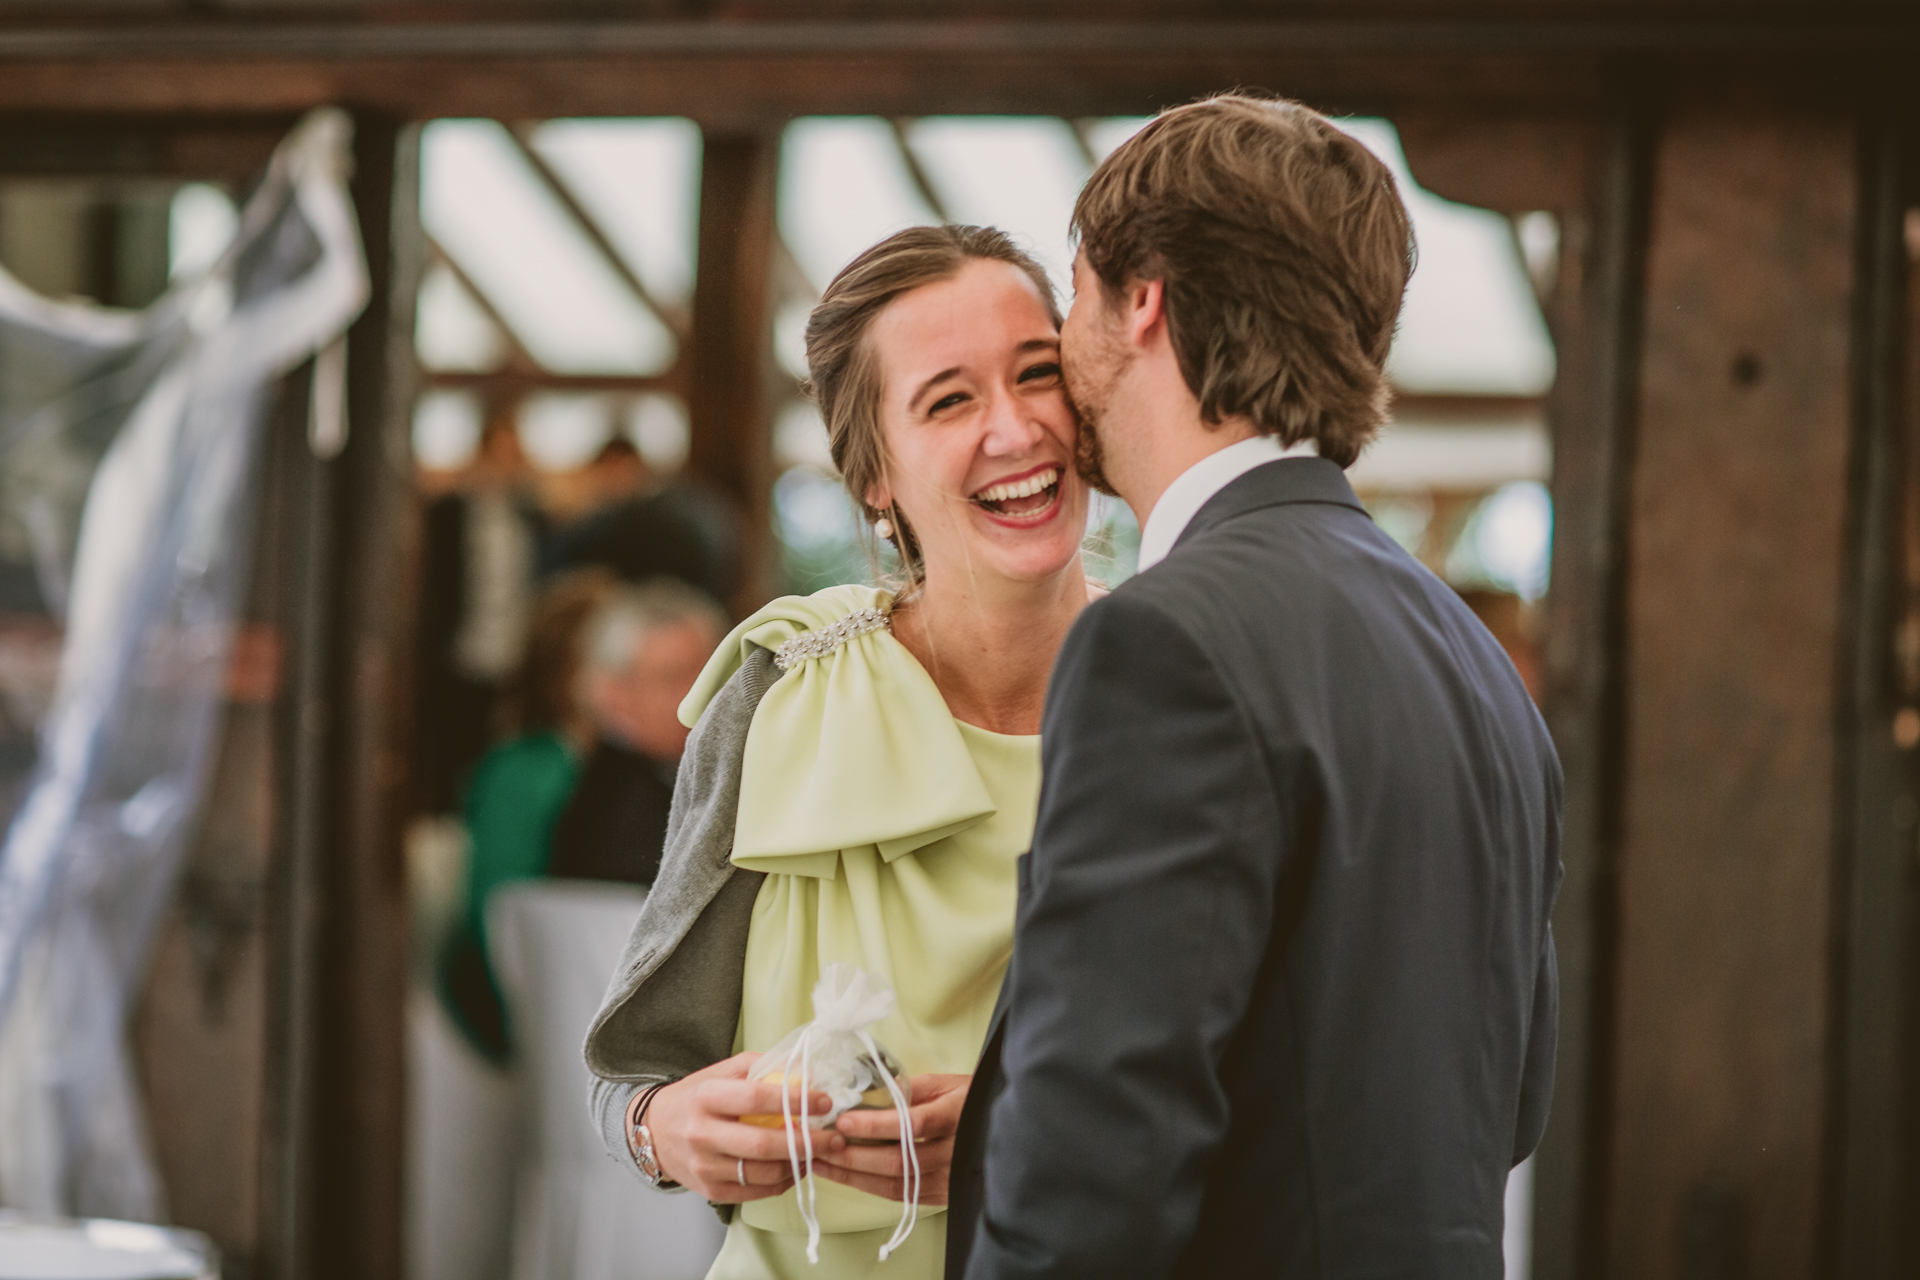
<box><xmin>678</xmin><ymin>586</ymin><xmax>1041</xmax><ymax>1279</ymax></box>
<box><xmin>438</xmin><ymin>730</ymin><xmax>581</xmax><ymax>1061</ymax></box>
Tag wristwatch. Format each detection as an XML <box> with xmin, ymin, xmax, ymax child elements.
<box><xmin>628</xmin><ymin>1081</ymin><xmax>686</xmax><ymax>1192</ymax></box>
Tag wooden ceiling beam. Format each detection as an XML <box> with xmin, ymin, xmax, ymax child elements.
<box><xmin>0</xmin><ymin>53</ymin><xmax>1599</xmax><ymax>121</ymax></box>
<box><xmin>1396</xmin><ymin>112</ymin><xmax>1600</xmax><ymax>214</ymax></box>
<box><xmin>0</xmin><ymin>114</ymin><xmax>292</xmax><ymax>177</ymax></box>
<box><xmin>0</xmin><ymin>17</ymin><xmax>1911</xmax><ymax>62</ymax></box>
<box><xmin>0</xmin><ymin>17</ymin><xmax>1905</xmax><ymax>120</ymax></box>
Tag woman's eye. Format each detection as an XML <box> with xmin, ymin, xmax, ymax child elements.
<box><xmin>929</xmin><ymin>392</ymin><xmax>968</xmax><ymax>414</ymax></box>
<box><xmin>1020</xmin><ymin>362</ymin><xmax>1063</xmax><ymax>384</ymax></box>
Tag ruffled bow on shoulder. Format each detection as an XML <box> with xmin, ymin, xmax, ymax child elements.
<box><xmin>681</xmin><ymin>585</ymin><xmax>996</xmax><ymax>879</ymax></box>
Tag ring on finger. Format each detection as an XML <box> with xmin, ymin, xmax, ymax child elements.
<box><xmin>737</xmin><ymin>1158</ymin><xmax>747</xmax><ymax>1186</ymax></box>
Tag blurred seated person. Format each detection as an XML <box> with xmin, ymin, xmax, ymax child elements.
<box><xmin>416</xmin><ymin>412</ymin><xmax>551</xmax><ymax>815</ymax></box>
<box><xmin>438</xmin><ymin>568</ymin><xmax>613</xmax><ymax>1063</ymax></box>
<box><xmin>541</xmin><ymin>439</ymin><xmax>740</xmax><ymax>607</ymax></box>
<box><xmin>547</xmin><ymin>579</ymin><xmax>728</xmax><ymax>885</ymax></box>
<box><xmin>582</xmin><ymin>435</ymin><xmax>650</xmax><ymax>510</ymax></box>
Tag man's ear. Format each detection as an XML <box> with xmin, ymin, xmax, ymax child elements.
<box><xmin>1121</xmin><ymin>278</ymin><xmax>1166</xmax><ymax>351</ymax></box>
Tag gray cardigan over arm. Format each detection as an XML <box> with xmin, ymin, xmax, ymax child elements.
<box><xmin>584</xmin><ymin>646</ymin><xmax>783</xmax><ymax>1185</ymax></box>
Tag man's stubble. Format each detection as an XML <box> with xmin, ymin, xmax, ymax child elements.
<box><xmin>1063</xmin><ymin>317</ymin><xmax>1128</xmax><ymax>499</ymax></box>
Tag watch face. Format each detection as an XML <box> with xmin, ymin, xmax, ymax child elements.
<box><xmin>635</xmin><ymin>1125</ymin><xmax>664</xmax><ymax>1182</ymax></box>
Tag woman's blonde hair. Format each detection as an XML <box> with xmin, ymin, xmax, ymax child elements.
<box><xmin>802</xmin><ymin>225</ymin><xmax>1061</xmax><ymax>585</ymax></box>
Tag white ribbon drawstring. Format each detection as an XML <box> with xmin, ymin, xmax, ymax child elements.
<box><xmin>761</xmin><ymin>965</ymin><xmax>922</xmax><ymax>1264</ymax></box>
<box><xmin>859</xmin><ymin>1028</ymin><xmax>920</xmax><ymax>1260</ymax></box>
<box><xmin>775</xmin><ymin>1029</ymin><xmax>824</xmax><ymax>1263</ymax></box>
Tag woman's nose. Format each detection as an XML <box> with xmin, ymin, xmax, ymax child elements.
<box><xmin>980</xmin><ymin>387</ymin><xmax>1046</xmax><ymax>456</ymax></box>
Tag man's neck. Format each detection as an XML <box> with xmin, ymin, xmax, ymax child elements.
<box><xmin>1115</xmin><ymin>410</ymin><xmax>1262</xmax><ymax>530</ymax></box>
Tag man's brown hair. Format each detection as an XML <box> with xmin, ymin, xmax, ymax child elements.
<box><xmin>1072</xmin><ymin>94</ymin><xmax>1414</xmax><ymax>467</ymax></box>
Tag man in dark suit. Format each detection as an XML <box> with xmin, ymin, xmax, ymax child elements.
<box><xmin>949</xmin><ymin>95</ymin><xmax>1564</xmax><ymax>1279</ymax></box>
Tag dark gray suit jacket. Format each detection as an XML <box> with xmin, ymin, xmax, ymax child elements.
<box><xmin>950</xmin><ymin>457</ymin><xmax>1562</xmax><ymax>1280</ymax></box>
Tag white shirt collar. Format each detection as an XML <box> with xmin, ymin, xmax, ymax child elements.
<box><xmin>1135</xmin><ymin>434</ymin><xmax>1319</xmax><ymax>572</ymax></box>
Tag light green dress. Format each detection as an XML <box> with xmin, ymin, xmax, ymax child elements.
<box><xmin>676</xmin><ymin>585</ymin><xmax>1040</xmax><ymax>1280</ymax></box>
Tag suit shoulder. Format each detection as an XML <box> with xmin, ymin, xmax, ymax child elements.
<box><xmin>1132</xmin><ymin>498</ymin><xmax>1442</xmax><ymax>616</ymax></box>
<box><xmin>1071</xmin><ymin>580</ymin><xmax>1209</xmax><ymax>649</ymax></box>
<box><xmin>1056</xmin><ymin>586</ymin><xmax>1229</xmax><ymax>701</ymax></box>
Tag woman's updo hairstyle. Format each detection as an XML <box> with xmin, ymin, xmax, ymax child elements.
<box><xmin>803</xmin><ymin>225</ymin><xmax>1061</xmax><ymax>585</ymax></box>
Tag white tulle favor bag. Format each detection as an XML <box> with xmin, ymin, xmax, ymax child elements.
<box><xmin>743</xmin><ymin>964</ymin><xmax>919</xmax><ymax>1262</ymax></box>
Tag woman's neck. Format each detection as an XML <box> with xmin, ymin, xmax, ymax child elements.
<box><xmin>889</xmin><ymin>559</ymin><xmax>1093</xmax><ymax>735</ymax></box>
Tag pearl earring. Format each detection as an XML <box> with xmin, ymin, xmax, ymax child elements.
<box><xmin>874</xmin><ymin>516</ymin><xmax>894</xmax><ymax>540</ymax></box>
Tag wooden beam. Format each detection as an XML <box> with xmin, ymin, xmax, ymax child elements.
<box><xmin>259</xmin><ymin>113</ymin><xmax>420</xmax><ymax>1280</ymax></box>
<box><xmin>0</xmin><ymin>54</ymin><xmax>1586</xmax><ymax>122</ymax></box>
<box><xmin>1388</xmin><ymin>391</ymin><xmax>1548</xmax><ymax>423</ymax></box>
<box><xmin>889</xmin><ymin>118</ymin><xmax>952</xmax><ymax>224</ymax></box>
<box><xmin>423</xmin><ymin>237</ymin><xmax>545</xmax><ymax>378</ymax></box>
<box><xmin>1522</xmin><ymin>89</ymin><xmax>1655</xmax><ymax>1280</ymax></box>
<box><xmin>686</xmin><ymin>129</ymin><xmax>779</xmax><ymax>614</ymax></box>
<box><xmin>0</xmin><ymin>114</ymin><xmax>290</xmax><ymax>179</ymax></box>
<box><xmin>0</xmin><ymin>15</ymin><xmax>1905</xmax><ymax>120</ymax></box>
<box><xmin>1610</xmin><ymin>105</ymin><xmax>1858</xmax><ymax>1280</ymax></box>
<box><xmin>421</xmin><ymin>370</ymin><xmax>681</xmax><ymax>397</ymax></box>
<box><xmin>0</xmin><ymin>23</ymin><xmax>1620</xmax><ymax>121</ymax></box>
<box><xmin>1821</xmin><ymin>108</ymin><xmax>1918</xmax><ymax>1278</ymax></box>
<box><xmin>259</xmin><ymin>361</ymin><xmax>333</xmax><ymax>1280</ymax></box>
<box><xmin>1397</xmin><ymin>110</ymin><xmax>1599</xmax><ymax>213</ymax></box>
<box><xmin>0</xmin><ymin>16</ymin><xmax>1911</xmax><ymax>63</ymax></box>
<box><xmin>502</xmin><ymin>122</ymin><xmax>692</xmax><ymax>341</ymax></box>
<box><xmin>323</xmin><ymin>111</ymin><xmax>419</xmax><ymax>1280</ymax></box>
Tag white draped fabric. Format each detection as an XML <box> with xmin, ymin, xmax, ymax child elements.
<box><xmin>0</xmin><ymin>109</ymin><xmax>368</xmax><ymax>1221</ymax></box>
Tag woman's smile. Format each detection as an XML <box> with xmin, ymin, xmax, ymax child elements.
<box><xmin>970</xmin><ymin>465</ymin><xmax>1063</xmax><ymax>525</ymax></box>
<box><xmin>866</xmin><ymin>255</ymin><xmax>1088</xmax><ymax>586</ymax></box>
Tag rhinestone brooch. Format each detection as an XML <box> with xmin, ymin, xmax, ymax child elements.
<box><xmin>773</xmin><ymin>607</ymin><xmax>892</xmax><ymax>671</ymax></box>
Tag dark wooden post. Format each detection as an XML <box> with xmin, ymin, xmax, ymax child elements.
<box><xmin>1821</xmin><ymin>109</ymin><xmax>1915</xmax><ymax>1278</ymax></box>
<box><xmin>260</xmin><ymin>111</ymin><xmax>419</xmax><ymax>1280</ymax></box>
<box><xmin>1407</xmin><ymin>90</ymin><xmax>1920</xmax><ymax>1280</ymax></box>
<box><xmin>1607</xmin><ymin>104</ymin><xmax>1861</xmax><ymax>1280</ymax></box>
<box><xmin>686</xmin><ymin>129</ymin><xmax>780</xmax><ymax>615</ymax></box>
<box><xmin>1529</xmin><ymin>100</ymin><xmax>1655</xmax><ymax>1280</ymax></box>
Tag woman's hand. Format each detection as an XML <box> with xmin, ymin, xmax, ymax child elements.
<box><xmin>810</xmin><ymin>1073</ymin><xmax>971</xmax><ymax>1206</ymax></box>
<box><xmin>639</xmin><ymin>1053</ymin><xmax>846</xmax><ymax>1203</ymax></box>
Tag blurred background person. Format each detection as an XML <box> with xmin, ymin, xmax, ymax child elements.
<box><xmin>416</xmin><ymin>410</ymin><xmax>552</xmax><ymax>817</ymax></box>
<box><xmin>579</xmin><ymin>435</ymin><xmax>651</xmax><ymax>513</ymax></box>
<box><xmin>526</xmin><ymin>435</ymin><xmax>656</xmax><ymax>526</ymax></box>
<box><xmin>547</xmin><ymin>579</ymin><xmax>728</xmax><ymax>886</ymax></box>
<box><xmin>438</xmin><ymin>567</ymin><xmax>612</xmax><ymax>1063</ymax></box>
<box><xmin>543</xmin><ymin>439</ymin><xmax>741</xmax><ymax>607</ymax></box>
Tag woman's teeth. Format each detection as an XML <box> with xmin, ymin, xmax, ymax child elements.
<box><xmin>975</xmin><ymin>468</ymin><xmax>1061</xmax><ymax>508</ymax></box>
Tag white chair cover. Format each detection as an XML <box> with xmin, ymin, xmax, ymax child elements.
<box><xmin>405</xmin><ymin>987</ymin><xmax>517</xmax><ymax>1280</ymax></box>
<box><xmin>489</xmin><ymin>880</ymin><xmax>725</xmax><ymax>1280</ymax></box>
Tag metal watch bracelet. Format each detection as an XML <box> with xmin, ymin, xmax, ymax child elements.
<box><xmin>628</xmin><ymin>1080</ymin><xmax>686</xmax><ymax>1192</ymax></box>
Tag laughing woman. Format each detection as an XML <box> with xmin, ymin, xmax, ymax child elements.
<box><xmin>584</xmin><ymin>226</ymin><xmax>1096</xmax><ymax>1279</ymax></box>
